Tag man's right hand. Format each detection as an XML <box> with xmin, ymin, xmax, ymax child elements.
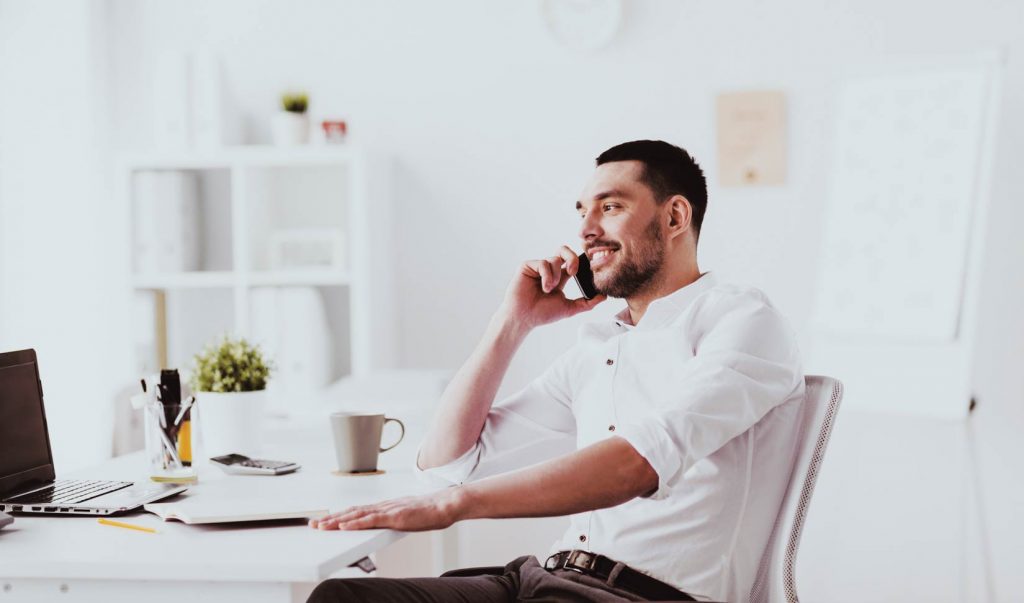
<box><xmin>420</xmin><ymin>245</ymin><xmax>605</xmax><ymax>471</ymax></box>
<box><xmin>498</xmin><ymin>245</ymin><xmax>607</xmax><ymax>331</ymax></box>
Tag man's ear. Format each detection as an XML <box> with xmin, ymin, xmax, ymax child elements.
<box><xmin>666</xmin><ymin>195</ymin><xmax>692</xmax><ymax>238</ymax></box>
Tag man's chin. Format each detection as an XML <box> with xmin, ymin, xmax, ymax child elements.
<box><xmin>593</xmin><ymin>275</ymin><xmax>621</xmax><ymax>298</ymax></box>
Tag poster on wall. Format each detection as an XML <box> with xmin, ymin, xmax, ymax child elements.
<box><xmin>715</xmin><ymin>90</ymin><xmax>787</xmax><ymax>187</ymax></box>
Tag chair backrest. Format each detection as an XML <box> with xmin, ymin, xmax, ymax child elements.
<box><xmin>749</xmin><ymin>375</ymin><xmax>844</xmax><ymax>603</ymax></box>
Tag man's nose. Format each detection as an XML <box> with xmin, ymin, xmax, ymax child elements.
<box><xmin>578</xmin><ymin>212</ymin><xmax>603</xmax><ymax>241</ymax></box>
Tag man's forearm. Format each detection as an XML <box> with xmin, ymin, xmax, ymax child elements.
<box><xmin>418</xmin><ymin>311</ymin><xmax>531</xmax><ymax>469</ymax></box>
<box><xmin>449</xmin><ymin>437</ymin><xmax>659</xmax><ymax>520</ymax></box>
<box><xmin>309</xmin><ymin>436</ymin><xmax>657</xmax><ymax>533</ymax></box>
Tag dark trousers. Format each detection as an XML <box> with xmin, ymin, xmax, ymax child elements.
<box><xmin>307</xmin><ymin>555</ymin><xmax>694</xmax><ymax>602</ymax></box>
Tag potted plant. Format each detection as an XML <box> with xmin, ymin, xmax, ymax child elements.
<box><xmin>270</xmin><ymin>91</ymin><xmax>310</xmax><ymax>146</ymax></box>
<box><xmin>190</xmin><ymin>335</ymin><xmax>273</xmax><ymax>457</ymax></box>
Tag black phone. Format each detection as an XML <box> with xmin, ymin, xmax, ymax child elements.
<box><xmin>573</xmin><ymin>252</ymin><xmax>599</xmax><ymax>300</ymax></box>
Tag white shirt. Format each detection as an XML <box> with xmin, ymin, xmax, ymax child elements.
<box><xmin>418</xmin><ymin>273</ymin><xmax>805</xmax><ymax>602</ymax></box>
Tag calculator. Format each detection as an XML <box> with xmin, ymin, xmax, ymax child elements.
<box><xmin>210</xmin><ymin>453</ymin><xmax>300</xmax><ymax>475</ymax></box>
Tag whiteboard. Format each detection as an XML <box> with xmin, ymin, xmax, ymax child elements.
<box><xmin>809</xmin><ymin>56</ymin><xmax>1002</xmax><ymax>419</ymax></box>
<box><xmin>812</xmin><ymin>67</ymin><xmax>991</xmax><ymax>343</ymax></box>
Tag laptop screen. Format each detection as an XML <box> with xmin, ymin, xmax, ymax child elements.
<box><xmin>0</xmin><ymin>350</ymin><xmax>55</xmax><ymax>494</ymax></box>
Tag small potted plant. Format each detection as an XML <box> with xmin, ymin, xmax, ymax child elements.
<box><xmin>271</xmin><ymin>91</ymin><xmax>310</xmax><ymax>146</ymax></box>
<box><xmin>191</xmin><ymin>335</ymin><xmax>273</xmax><ymax>457</ymax></box>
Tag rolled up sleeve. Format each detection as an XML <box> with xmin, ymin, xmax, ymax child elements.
<box><xmin>414</xmin><ymin>350</ymin><xmax>578</xmax><ymax>486</ymax></box>
<box><xmin>614</xmin><ymin>293</ymin><xmax>804</xmax><ymax>499</ymax></box>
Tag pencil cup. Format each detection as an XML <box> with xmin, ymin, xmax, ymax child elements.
<box><xmin>143</xmin><ymin>400</ymin><xmax>197</xmax><ymax>483</ymax></box>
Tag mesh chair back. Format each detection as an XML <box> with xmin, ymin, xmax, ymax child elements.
<box><xmin>748</xmin><ymin>376</ymin><xmax>843</xmax><ymax>603</ymax></box>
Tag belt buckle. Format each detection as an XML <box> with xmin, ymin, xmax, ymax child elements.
<box><xmin>565</xmin><ymin>550</ymin><xmax>597</xmax><ymax>574</ymax></box>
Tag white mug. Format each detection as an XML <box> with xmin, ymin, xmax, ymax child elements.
<box><xmin>330</xmin><ymin>412</ymin><xmax>405</xmax><ymax>473</ymax></box>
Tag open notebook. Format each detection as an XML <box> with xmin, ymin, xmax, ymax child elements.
<box><xmin>144</xmin><ymin>500</ymin><xmax>328</xmax><ymax>524</ymax></box>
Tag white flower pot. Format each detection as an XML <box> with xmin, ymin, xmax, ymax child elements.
<box><xmin>270</xmin><ymin>111</ymin><xmax>309</xmax><ymax>146</ymax></box>
<box><xmin>196</xmin><ymin>390</ymin><xmax>268</xmax><ymax>458</ymax></box>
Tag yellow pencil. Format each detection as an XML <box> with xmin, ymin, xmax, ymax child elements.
<box><xmin>97</xmin><ymin>518</ymin><xmax>158</xmax><ymax>534</ymax></box>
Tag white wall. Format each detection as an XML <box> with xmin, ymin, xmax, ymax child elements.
<box><xmin>0</xmin><ymin>0</ymin><xmax>132</xmax><ymax>470</ymax></box>
<box><xmin>2</xmin><ymin>0</ymin><xmax>1022</xmax><ymax>600</ymax></box>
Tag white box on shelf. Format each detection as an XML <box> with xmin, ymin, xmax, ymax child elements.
<box><xmin>153</xmin><ymin>53</ymin><xmax>193</xmax><ymax>149</ymax></box>
<box><xmin>268</xmin><ymin>228</ymin><xmax>346</xmax><ymax>270</ymax></box>
<box><xmin>250</xmin><ymin>286</ymin><xmax>334</xmax><ymax>417</ymax></box>
<box><xmin>132</xmin><ymin>171</ymin><xmax>200</xmax><ymax>274</ymax></box>
<box><xmin>192</xmin><ymin>51</ymin><xmax>243</xmax><ymax>149</ymax></box>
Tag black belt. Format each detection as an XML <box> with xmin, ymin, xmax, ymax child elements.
<box><xmin>545</xmin><ymin>550</ymin><xmax>695</xmax><ymax>601</ymax></box>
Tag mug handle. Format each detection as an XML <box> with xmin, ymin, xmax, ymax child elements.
<box><xmin>379</xmin><ymin>417</ymin><xmax>405</xmax><ymax>453</ymax></box>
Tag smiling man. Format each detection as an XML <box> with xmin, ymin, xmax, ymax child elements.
<box><xmin>307</xmin><ymin>140</ymin><xmax>805</xmax><ymax>602</ymax></box>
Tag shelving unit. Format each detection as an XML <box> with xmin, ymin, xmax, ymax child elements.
<box><xmin>120</xmin><ymin>145</ymin><xmax>396</xmax><ymax>397</ymax></box>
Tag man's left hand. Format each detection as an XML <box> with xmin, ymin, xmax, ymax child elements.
<box><xmin>309</xmin><ymin>489</ymin><xmax>464</xmax><ymax>532</ymax></box>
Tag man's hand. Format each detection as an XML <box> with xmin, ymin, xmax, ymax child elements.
<box><xmin>309</xmin><ymin>489</ymin><xmax>464</xmax><ymax>532</ymax></box>
<box><xmin>499</xmin><ymin>245</ymin><xmax>606</xmax><ymax>330</ymax></box>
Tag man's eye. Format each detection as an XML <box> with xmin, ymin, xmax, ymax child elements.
<box><xmin>603</xmin><ymin>204</ymin><xmax>618</xmax><ymax>211</ymax></box>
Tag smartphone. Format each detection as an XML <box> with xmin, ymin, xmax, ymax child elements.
<box><xmin>573</xmin><ymin>252</ymin><xmax>599</xmax><ymax>300</ymax></box>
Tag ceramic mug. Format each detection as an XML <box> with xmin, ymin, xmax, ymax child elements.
<box><xmin>330</xmin><ymin>412</ymin><xmax>405</xmax><ymax>473</ymax></box>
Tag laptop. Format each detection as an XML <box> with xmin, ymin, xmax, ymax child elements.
<box><xmin>0</xmin><ymin>349</ymin><xmax>187</xmax><ymax>516</ymax></box>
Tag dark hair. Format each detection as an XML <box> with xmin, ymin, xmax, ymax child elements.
<box><xmin>596</xmin><ymin>140</ymin><xmax>708</xmax><ymax>240</ymax></box>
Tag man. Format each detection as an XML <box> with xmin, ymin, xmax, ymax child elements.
<box><xmin>308</xmin><ymin>140</ymin><xmax>805</xmax><ymax>602</ymax></box>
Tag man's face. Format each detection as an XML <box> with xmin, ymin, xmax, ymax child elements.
<box><xmin>576</xmin><ymin>161</ymin><xmax>668</xmax><ymax>299</ymax></box>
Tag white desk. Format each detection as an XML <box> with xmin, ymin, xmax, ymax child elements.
<box><xmin>0</xmin><ymin>425</ymin><xmax>436</xmax><ymax>603</ymax></box>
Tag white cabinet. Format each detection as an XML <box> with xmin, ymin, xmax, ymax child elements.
<box><xmin>120</xmin><ymin>146</ymin><xmax>396</xmax><ymax>403</ymax></box>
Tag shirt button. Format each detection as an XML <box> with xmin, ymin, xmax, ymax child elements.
<box><xmin>605</xmin><ymin>359</ymin><xmax>614</xmax><ymax>366</ymax></box>
<box><xmin>608</xmin><ymin>425</ymin><xmax>616</xmax><ymax>432</ymax></box>
<box><xmin>579</xmin><ymin>534</ymin><xmax>587</xmax><ymax>543</ymax></box>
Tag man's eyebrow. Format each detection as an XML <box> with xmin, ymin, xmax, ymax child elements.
<box><xmin>576</xmin><ymin>189</ymin><xmax>627</xmax><ymax>211</ymax></box>
<box><xmin>593</xmin><ymin>189</ymin><xmax>625</xmax><ymax>201</ymax></box>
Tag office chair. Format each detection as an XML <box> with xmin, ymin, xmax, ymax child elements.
<box><xmin>749</xmin><ymin>375</ymin><xmax>844</xmax><ymax>603</ymax></box>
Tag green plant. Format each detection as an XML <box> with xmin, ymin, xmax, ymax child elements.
<box><xmin>190</xmin><ymin>335</ymin><xmax>272</xmax><ymax>393</ymax></box>
<box><xmin>280</xmin><ymin>92</ymin><xmax>309</xmax><ymax>114</ymax></box>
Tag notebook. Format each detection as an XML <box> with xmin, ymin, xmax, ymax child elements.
<box><xmin>144</xmin><ymin>500</ymin><xmax>328</xmax><ymax>524</ymax></box>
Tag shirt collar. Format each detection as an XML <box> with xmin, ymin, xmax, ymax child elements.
<box><xmin>613</xmin><ymin>272</ymin><xmax>717</xmax><ymax>331</ymax></box>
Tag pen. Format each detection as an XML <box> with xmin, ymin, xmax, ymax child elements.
<box><xmin>147</xmin><ymin>403</ymin><xmax>183</xmax><ymax>468</ymax></box>
<box><xmin>97</xmin><ymin>518</ymin><xmax>158</xmax><ymax>534</ymax></box>
<box><xmin>173</xmin><ymin>395</ymin><xmax>194</xmax><ymax>427</ymax></box>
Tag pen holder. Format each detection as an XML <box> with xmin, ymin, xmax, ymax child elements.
<box><xmin>143</xmin><ymin>399</ymin><xmax>197</xmax><ymax>483</ymax></box>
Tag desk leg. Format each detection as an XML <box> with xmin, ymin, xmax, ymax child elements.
<box><xmin>432</xmin><ymin>526</ymin><xmax>459</xmax><ymax>575</ymax></box>
<box><xmin>0</xmin><ymin>578</ymin><xmax>296</xmax><ymax>603</ymax></box>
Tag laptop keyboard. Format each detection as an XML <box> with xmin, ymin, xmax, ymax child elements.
<box><xmin>6</xmin><ymin>479</ymin><xmax>132</xmax><ymax>505</ymax></box>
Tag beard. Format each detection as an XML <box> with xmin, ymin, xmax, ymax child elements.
<box><xmin>593</xmin><ymin>217</ymin><xmax>666</xmax><ymax>299</ymax></box>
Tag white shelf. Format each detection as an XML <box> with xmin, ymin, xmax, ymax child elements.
<box><xmin>132</xmin><ymin>270</ymin><xmax>352</xmax><ymax>289</ymax></box>
<box><xmin>133</xmin><ymin>271</ymin><xmax>235</xmax><ymax>289</ymax></box>
<box><xmin>119</xmin><ymin>145</ymin><xmax>359</xmax><ymax>171</ymax></box>
<box><xmin>248</xmin><ymin>269</ymin><xmax>351</xmax><ymax>287</ymax></box>
<box><xmin>124</xmin><ymin>144</ymin><xmax>397</xmax><ymax>380</ymax></box>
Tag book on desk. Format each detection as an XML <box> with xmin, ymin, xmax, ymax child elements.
<box><xmin>144</xmin><ymin>500</ymin><xmax>328</xmax><ymax>524</ymax></box>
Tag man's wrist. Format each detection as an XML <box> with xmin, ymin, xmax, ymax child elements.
<box><xmin>441</xmin><ymin>485</ymin><xmax>477</xmax><ymax>524</ymax></box>
<box><xmin>491</xmin><ymin>308</ymin><xmax>533</xmax><ymax>341</ymax></box>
